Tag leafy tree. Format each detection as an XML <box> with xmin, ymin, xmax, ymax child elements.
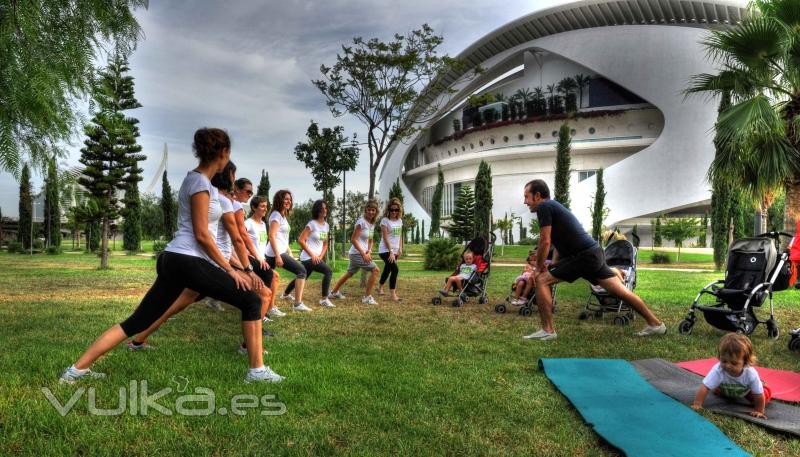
<box><xmin>449</xmin><ymin>185</ymin><xmax>475</xmax><ymax>243</ymax></box>
<box><xmin>474</xmin><ymin>160</ymin><xmax>493</xmax><ymax>240</ymax></box>
<box><xmin>662</xmin><ymin>217</ymin><xmax>700</xmax><ymax>262</ymax></box>
<box><xmin>43</xmin><ymin>157</ymin><xmax>61</xmax><ymax>248</ymax></box>
<box><xmin>333</xmin><ymin>190</ymin><xmax>369</xmax><ymax>248</ymax></box>
<box><xmin>590</xmin><ymin>168</ymin><xmax>607</xmax><ymax>241</ymax></box>
<box><xmin>574</xmin><ymin>73</ymin><xmax>591</xmax><ymax>109</ymax></box>
<box><xmin>415</xmin><ymin>224</ymin><xmax>420</xmax><ymax>244</ymax></box>
<box><xmin>554</xmin><ymin>122</ymin><xmax>572</xmax><ymax>208</ymax></box>
<box><xmin>429</xmin><ymin>164</ymin><xmax>444</xmax><ymax>237</ymax></box>
<box><xmin>18</xmin><ymin>163</ymin><xmax>32</xmax><ymax>249</ymax></box>
<box><xmin>0</xmin><ymin>0</ymin><xmax>145</xmax><ymax>175</ymax></box>
<box><xmin>686</xmin><ymin>0</ymin><xmax>800</xmax><ymax>237</ymax></box>
<box><xmin>294</xmin><ymin>121</ymin><xmax>359</xmax><ymax>216</ymax></box>
<box><xmin>78</xmin><ymin>54</ymin><xmax>143</xmax><ymax>268</ymax></box>
<box><xmin>257</xmin><ymin>170</ymin><xmax>270</xmax><ymax>201</ymax></box>
<box><xmin>768</xmin><ymin>193</ymin><xmax>786</xmax><ymax>233</ymax></box>
<box><xmin>140</xmin><ymin>193</ymin><xmax>164</xmax><ymax>241</ymax></box>
<box><xmin>313</xmin><ymin>24</ymin><xmax>468</xmax><ymax>198</ymax></box>
<box><xmin>529</xmin><ymin>218</ymin><xmax>541</xmax><ymax>244</ymax></box>
<box><xmin>288</xmin><ymin>199</ymin><xmax>314</xmax><ymax>242</ymax></box>
<box><xmin>161</xmin><ymin>170</ymin><xmax>176</xmax><ymax>240</ymax></box>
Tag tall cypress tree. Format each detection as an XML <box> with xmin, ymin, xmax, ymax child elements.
<box><xmin>711</xmin><ymin>91</ymin><xmax>733</xmax><ymax>270</ymax></box>
<box><xmin>43</xmin><ymin>157</ymin><xmax>61</xmax><ymax>248</ymax></box>
<box><xmin>450</xmin><ymin>185</ymin><xmax>475</xmax><ymax>243</ymax></box>
<box><xmin>18</xmin><ymin>163</ymin><xmax>32</xmax><ymax>249</ymax></box>
<box><xmin>389</xmin><ymin>178</ymin><xmax>404</xmax><ymax>203</ymax></box>
<box><xmin>590</xmin><ymin>168</ymin><xmax>606</xmax><ymax>241</ymax></box>
<box><xmin>421</xmin><ymin>220</ymin><xmax>425</xmax><ymax>243</ymax></box>
<box><xmin>554</xmin><ymin>122</ymin><xmax>572</xmax><ymax>209</ymax></box>
<box><xmin>257</xmin><ymin>170</ymin><xmax>270</xmax><ymax>200</ymax></box>
<box><xmin>161</xmin><ymin>170</ymin><xmax>176</xmax><ymax>240</ymax></box>
<box><xmin>79</xmin><ymin>53</ymin><xmax>142</xmax><ymax>268</ymax></box>
<box><xmin>429</xmin><ymin>164</ymin><xmax>444</xmax><ymax>237</ymax></box>
<box><xmin>474</xmin><ymin>160</ymin><xmax>493</xmax><ymax>240</ymax></box>
<box><xmin>653</xmin><ymin>216</ymin><xmax>663</xmax><ymax>247</ymax></box>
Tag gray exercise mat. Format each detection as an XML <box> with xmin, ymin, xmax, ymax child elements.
<box><xmin>632</xmin><ymin>358</ymin><xmax>800</xmax><ymax>437</ymax></box>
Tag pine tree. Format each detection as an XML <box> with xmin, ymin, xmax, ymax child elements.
<box><xmin>389</xmin><ymin>178</ymin><xmax>404</xmax><ymax>204</ymax></box>
<box><xmin>429</xmin><ymin>164</ymin><xmax>444</xmax><ymax>237</ymax></box>
<box><xmin>449</xmin><ymin>185</ymin><xmax>475</xmax><ymax>243</ymax></box>
<box><xmin>554</xmin><ymin>122</ymin><xmax>572</xmax><ymax>208</ymax></box>
<box><xmin>257</xmin><ymin>170</ymin><xmax>270</xmax><ymax>200</ymax></box>
<box><xmin>590</xmin><ymin>168</ymin><xmax>606</xmax><ymax>241</ymax></box>
<box><xmin>18</xmin><ymin>164</ymin><xmax>32</xmax><ymax>249</ymax></box>
<box><xmin>43</xmin><ymin>157</ymin><xmax>61</xmax><ymax>248</ymax></box>
<box><xmin>161</xmin><ymin>170</ymin><xmax>176</xmax><ymax>240</ymax></box>
<box><xmin>474</xmin><ymin>160</ymin><xmax>493</xmax><ymax>240</ymax></box>
<box><xmin>78</xmin><ymin>53</ymin><xmax>142</xmax><ymax>268</ymax></box>
<box><xmin>654</xmin><ymin>216</ymin><xmax>663</xmax><ymax>247</ymax></box>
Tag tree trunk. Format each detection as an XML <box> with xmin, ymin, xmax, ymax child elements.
<box><xmin>760</xmin><ymin>200</ymin><xmax>768</xmax><ymax>235</ymax></box>
<box><xmin>368</xmin><ymin>166</ymin><xmax>377</xmax><ymax>200</ymax></box>
<box><xmin>101</xmin><ymin>216</ymin><xmax>109</xmax><ymax>269</ymax></box>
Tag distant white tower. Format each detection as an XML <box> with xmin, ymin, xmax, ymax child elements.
<box><xmin>145</xmin><ymin>143</ymin><xmax>169</xmax><ymax>194</ymax></box>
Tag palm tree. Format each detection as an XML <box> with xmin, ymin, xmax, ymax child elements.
<box><xmin>532</xmin><ymin>87</ymin><xmax>546</xmax><ymax>116</ymax></box>
<box><xmin>686</xmin><ymin>0</ymin><xmax>800</xmax><ymax>235</ymax></box>
<box><xmin>558</xmin><ymin>77</ymin><xmax>578</xmax><ymax>112</ymax></box>
<box><xmin>574</xmin><ymin>73</ymin><xmax>591</xmax><ymax>108</ymax></box>
<box><xmin>494</xmin><ymin>92</ymin><xmax>506</xmax><ymax>102</ymax></box>
<box><xmin>546</xmin><ymin>84</ymin><xmax>561</xmax><ymax>114</ymax></box>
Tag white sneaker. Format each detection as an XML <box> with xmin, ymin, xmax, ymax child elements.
<box><xmin>293</xmin><ymin>302</ymin><xmax>313</xmax><ymax>312</ymax></box>
<box><xmin>361</xmin><ymin>295</ymin><xmax>378</xmax><ymax>305</ymax></box>
<box><xmin>329</xmin><ymin>291</ymin><xmax>346</xmax><ymax>299</ymax></box>
<box><xmin>523</xmin><ymin>329</ymin><xmax>554</xmax><ymax>340</ymax></box>
<box><xmin>280</xmin><ymin>293</ymin><xmax>295</xmax><ymax>301</ymax></box>
<box><xmin>244</xmin><ymin>366</ymin><xmax>284</xmax><ymax>383</ymax></box>
<box><xmin>59</xmin><ymin>366</ymin><xmax>106</xmax><ymax>384</ymax></box>
<box><xmin>635</xmin><ymin>323</ymin><xmax>667</xmax><ymax>337</ymax></box>
<box><xmin>268</xmin><ymin>307</ymin><xmax>287</xmax><ymax>318</ymax></box>
<box><xmin>262</xmin><ymin>316</ymin><xmax>273</xmax><ymax>323</ymax></box>
<box><xmin>319</xmin><ymin>298</ymin><xmax>336</xmax><ymax>308</ymax></box>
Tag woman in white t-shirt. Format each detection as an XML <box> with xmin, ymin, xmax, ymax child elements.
<box><xmin>329</xmin><ymin>199</ymin><xmax>381</xmax><ymax>305</ymax></box>
<box><xmin>244</xmin><ymin>195</ymin><xmax>284</xmax><ymax>320</ymax></box>
<box><xmin>283</xmin><ymin>200</ymin><xmax>335</xmax><ymax>308</ymax></box>
<box><xmin>267</xmin><ymin>190</ymin><xmax>312</xmax><ymax>312</ymax></box>
<box><xmin>377</xmin><ymin>197</ymin><xmax>404</xmax><ymax>302</ymax></box>
<box><xmin>61</xmin><ymin>128</ymin><xmax>283</xmax><ymax>384</ymax></box>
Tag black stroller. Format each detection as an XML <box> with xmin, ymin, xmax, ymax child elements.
<box><xmin>678</xmin><ymin>232</ymin><xmax>795</xmax><ymax>337</ymax></box>
<box><xmin>578</xmin><ymin>233</ymin><xmax>639</xmax><ymax>326</ymax></box>
<box><xmin>432</xmin><ymin>233</ymin><xmax>495</xmax><ymax>307</ymax></box>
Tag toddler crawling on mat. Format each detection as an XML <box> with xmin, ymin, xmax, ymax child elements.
<box><xmin>691</xmin><ymin>333</ymin><xmax>771</xmax><ymax>419</ymax></box>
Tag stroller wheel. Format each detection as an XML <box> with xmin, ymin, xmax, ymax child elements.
<box><xmin>452</xmin><ymin>299</ymin><xmax>463</xmax><ymax>307</ymax></box>
<box><xmin>678</xmin><ymin>319</ymin><xmax>694</xmax><ymax>335</ymax></box>
<box><xmin>578</xmin><ymin>311</ymin><xmax>589</xmax><ymax>321</ymax></box>
<box><xmin>520</xmin><ymin>306</ymin><xmax>533</xmax><ymax>317</ymax></box>
<box><xmin>766</xmin><ymin>319</ymin><xmax>780</xmax><ymax>340</ymax></box>
<box><xmin>478</xmin><ymin>296</ymin><xmax>488</xmax><ymax>305</ymax></box>
<box><xmin>432</xmin><ymin>297</ymin><xmax>442</xmax><ymax>306</ymax></box>
<box><xmin>789</xmin><ymin>336</ymin><xmax>800</xmax><ymax>352</ymax></box>
<box><xmin>594</xmin><ymin>310</ymin><xmax>604</xmax><ymax>318</ymax></box>
<box><xmin>495</xmin><ymin>303</ymin><xmax>507</xmax><ymax>314</ymax></box>
<box><xmin>613</xmin><ymin>316</ymin><xmax>627</xmax><ymax>326</ymax></box>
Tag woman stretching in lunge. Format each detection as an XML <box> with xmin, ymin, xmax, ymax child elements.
<box><xmin>329</xmin><ymin>200</ymin><xmax>381</xmax><ymax>305</ymax></box>
<box><xmin>283</xmin><ymin>199</ymin><xmax>336</xmax><ymax>308</ymax></box>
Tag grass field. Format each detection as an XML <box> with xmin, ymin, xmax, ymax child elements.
<box><xmin>1</xmin><ymin>251</ymin><xmax>799</xmax><ymax>456</ymax></box>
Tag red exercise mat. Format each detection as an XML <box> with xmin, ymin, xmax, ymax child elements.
<box><xmin>676</xmin><ymin>358</ymin><xmax>800</xmax><ymax>403</ymax></box>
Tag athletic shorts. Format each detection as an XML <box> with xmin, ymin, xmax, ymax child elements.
<box><xmin>347</xmin><ymin>253</ymin><xmax>378</xmax><ymax>274</ymax></box>
<box><xmin>548</xmin><ymin>245</ymin><xmax>615</xmax><ymax>285</ymax></box>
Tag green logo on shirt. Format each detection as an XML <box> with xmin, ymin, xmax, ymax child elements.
<box><xmin>259</xmin><ymin>232</ymin><xmax>268</xmax><ymax>243</ymax></box>
<box><xmin>391</xmin><ymin>226</ymin><xmax>402</xmax><ymax>237</ymax></box>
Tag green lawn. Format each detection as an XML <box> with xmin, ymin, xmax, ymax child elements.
<box><xmin>1</xmin><ymin>251</ymin><xmax>799</xmax><ymax>456</ymax></box>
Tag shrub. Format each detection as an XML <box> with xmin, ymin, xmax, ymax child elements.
<box><xmin>424</xmin><ymin>237</ymin><xmax>462</xmax><ymax>270</ymax></box>
<box><xmin>7</xmin><ymin>241</ymin><xmax>22</xmax><ymax>253</ymax></box>
<box><xmin>153</xmin><ymin>240</ymin><xmax>167</xmax><ymax>254</ymax></box>
<box><xmin>651</xmin><ymin>252</ymin><xmax>671</xmax><ymax>264</ymax></box>
<box><xmin>46</xmin><ymin>246</ymin><xmax>63</xmax><ymax>255</ymax></box>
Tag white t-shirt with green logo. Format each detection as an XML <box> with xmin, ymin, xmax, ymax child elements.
<box><xmin>702</xmin><ymin>362</ymin><xmax>763</xmax><ymax>398</ymax></box>
<box><xmin>349</xmin><ymin>217</ymin><xmax>374</xmax><ymax>256</ymax></box>
<box><xmin>458</xmin><ymin>263</ymin><xmax>477</xmax><ymax>279</ymax></box>
<box><xmin>378</xmin><ymin>217</ymin><xmax>403</xmax><ymax>254</ymax></box>
<box><xmin>265</xmin><ymin>211</ymin><xmax>290</xmax><ymax>257</ymax></box>
<box><xmin>300</xmin><ymin>219</ymin><xmax>329</xmax><ymax>261</ymax></box>
<box><xmin>244</xmin><ymin>218</ymin><xmax>267</xmax><ymax>257</ymax></box>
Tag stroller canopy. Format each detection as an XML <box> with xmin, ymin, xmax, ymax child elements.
<box><xmin>604</xmin><ymin>239</ymin><xmax>636</xmax><ymax>268</ymax></box>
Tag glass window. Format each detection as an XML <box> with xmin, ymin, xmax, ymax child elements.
<box><xmin>578</xmin><ymin>170</ymin><xmax>597</xmax><ymax>182</ymax></box>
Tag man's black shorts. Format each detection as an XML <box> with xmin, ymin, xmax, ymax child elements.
<box><xmin>548</xmin><ymin>245</ymin><xmax>615</xmax><ymax>285</ymax></box>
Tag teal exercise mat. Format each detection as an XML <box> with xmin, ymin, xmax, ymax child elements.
<box><xmin>539</xmin><ymin>358</ymin><xmax>750</xmax><ymax>457</ymax></box>
<box><xmin>633</xmin><ymin>358</ymin><xmax>800</xmax><ymax>437</ymax></box>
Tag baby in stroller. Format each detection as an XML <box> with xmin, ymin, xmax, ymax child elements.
<box><xmin>440</xmin><ymin>250</ymin><xmax>477</xmax><ymax>296</ymax></box>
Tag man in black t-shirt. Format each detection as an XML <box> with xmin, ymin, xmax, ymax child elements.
<box><xmin>522</xmin><ymin>179</ymin><xmax>666</xmax><ymax>340</ymax></box>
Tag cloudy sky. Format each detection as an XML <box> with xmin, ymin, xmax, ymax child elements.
<box><xmin>1</xmin><ymin>0</ymin><xmax>571</xmax><ymax>218</ymax></box>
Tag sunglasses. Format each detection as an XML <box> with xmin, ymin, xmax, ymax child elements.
<box><xmin>244</xmin><ymin>189</ymin><xmax>253</xmax><ymax>196</ymax></box>
<box><xmin>389</xmin><ymin>208</ymin><xmax>400</xmax><ymax>212</ymax></box>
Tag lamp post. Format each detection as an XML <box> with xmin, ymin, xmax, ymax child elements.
<box><xmin>30</xmin><ymin>200</ymin><xmax>39</xmax><ymax>255</ymax></box>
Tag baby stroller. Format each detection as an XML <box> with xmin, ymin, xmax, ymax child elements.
<box><xmin>577</xmin><ymin>233</ymin><xmax>639</xmax><ymax>325</ymax></box>
<box><xmin>495</xmin><ymin>248</ymin><xmax>557</xmax><ymax>317</ymax></box>
<box><xmin>431</xmin><ymin>233</ymin><xmax>495</xmax><ymax>307</ymax></box>
<box><xmin>679</xmin><ymin>232</ymin><xmax>795</xmax><ymax>338</ymax></box>
<box><xmin>790</xmin><ymin>328</ymin><xmax>800</xmax><ymax>352</ymax></box>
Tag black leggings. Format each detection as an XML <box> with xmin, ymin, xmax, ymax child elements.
<box><xmin>120</xmin><ymin>251</ymin><xmax>261</xmax><ymax>336</ymax></box>
<box><xmin>266</xmin><ymin>253</ymin><xmax>307</xmax><ymax>279</ymax></box>
<box><xmin>249</xmin><ymin>256</ymin><xmax>275</xmax><ymax>284</ymax></box>
<box><xmin>379</xmin><ymin>252</ymin><xmax>399</xmax><ymax>290</ymax></box>
<box><xmin>285</xmin><ymin>259</ymin><xmax>332</xmax><ymax>297</ymax></box>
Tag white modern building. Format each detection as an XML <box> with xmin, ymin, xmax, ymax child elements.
<box><xmin>378</xmin><ymin>0</ymin><xmax>749</xmax><ymax>244</ymax></box>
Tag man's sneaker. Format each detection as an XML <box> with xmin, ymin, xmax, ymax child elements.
<box><xmin>244</xmin><ymin>366</ymin><xmax>284</xmax><ymax>384</ymax></box>
<box><xmin>238</xmin><ymin>344</ymin><xmax>268</xmax><ymax>356</ymax></box>
<box><xmin>361</xmin><ymin>295</ymin><xmax>378</xmax><ymax>305</ymax></box>
<box><xmin>268</xmin><ymin>307</ymin><xmax>287</xmax><ymax>318</ymax></box>
<box><xmin>329</xmin><ymin>291</ymin><xmax>346</xmax><ymax>299</ymax></box>
<box><xmin>262</xmin><ymin>316</ymin><xmax>274</xmax><ymax>323</ymax></box>
<box><xmin>205</xmin><ymin>298</ymin><xmax>225</xmax><ymax>311</ymax></box>
<box><xmin>279</xmin><ymin>293</ymin><xmax>295</xmax><ymax>301</ymax></box>
<box><xmin>59</xmin><ymin>366</ymin><xmax>106</xmax><ymax>385</ymax></box>
<box><xmin>293</xmin><ymin>302</ymin><xmax>313</xmax><ymax>312</ymax></box>
<box><xmin>127</xmin><ymin>340</ymin><xmax>156</xmax><ymax>351</ymax></box>
<box><xmin>635</xmin><ymin>322</ymin><xmax>667</xmax><ymax>337</ymax></box>
<box><xmin>523</xmin><ymin>329</ymin><xmax>555</xmax><ymax>340</ymax></box>
<box><xmin>319</xmin><ymin>298</ymin><xmax>336</xmax><ymax>308</ymax></box>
